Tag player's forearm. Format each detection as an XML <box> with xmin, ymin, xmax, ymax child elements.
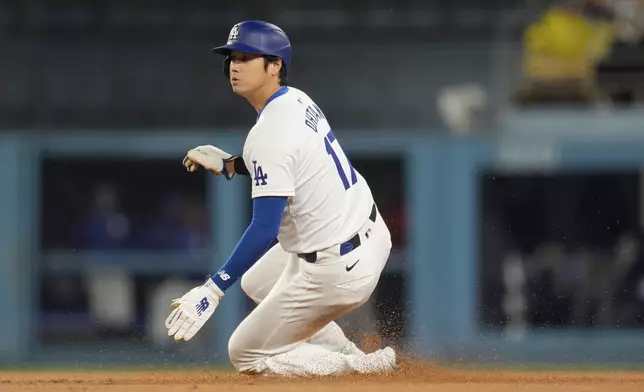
<box><xmin>210</xmin><ymin>220</ymin><xmax>276</xmax><ymax>291</ymax></box>
<box><xmin>210</xmin><ymin>196</ymin><xmax>285</xmax><ymax>291</ymax></box>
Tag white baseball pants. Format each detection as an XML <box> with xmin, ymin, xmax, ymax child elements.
<box><xmin>227</xmin><ymin>207</ymin><xmax>392</xmax><ymax>375</ymax></box>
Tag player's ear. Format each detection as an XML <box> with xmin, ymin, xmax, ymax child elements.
<box><xmin>271</xmin><ymin>59</ymin><xmax>282</xmax><ymax>77</ymax></box>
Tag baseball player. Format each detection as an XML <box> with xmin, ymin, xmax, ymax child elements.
<box><xmin>165</xmin><ymin>20</ymin><xmax>396</xmax><ymax>376</ymax></box>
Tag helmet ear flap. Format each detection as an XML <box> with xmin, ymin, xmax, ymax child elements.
<box><xmin>223</xmin><ymin>56</ymin><xmax>231</xmax><ymax>79</ymax></box>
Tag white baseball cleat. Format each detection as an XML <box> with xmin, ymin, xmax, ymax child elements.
<box><xmin>340</xmin><ymin>341</ymin><xmax>366</xmax><ymax>357</ymax></box>
<box><xmin>356</xmin><ymin>346</ymin><xmax>396</xmax><ymax>374</ymax></box>
<box><xmin>375</xmin><ymin>346</ymin><xmax>397</xmax><ymax>373</ymax></box>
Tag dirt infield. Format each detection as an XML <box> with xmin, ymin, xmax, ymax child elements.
<box><xmin>2</xmin><ymin>359</ymin><xmax>644</xmax><ymax>392</ymax></box>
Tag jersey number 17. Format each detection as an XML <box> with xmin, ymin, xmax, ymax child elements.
<box><xmin>324</xmin><ymin>130</ymin><xmax>357</xmax><ymax>190</ymax></box>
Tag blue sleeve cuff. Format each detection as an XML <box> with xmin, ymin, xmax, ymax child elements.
<box><xmin>210</xmin><ymin>196</ymin><xmax>286</xmax><ymax>292</ymax></box>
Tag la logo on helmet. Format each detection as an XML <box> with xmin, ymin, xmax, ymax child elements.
<box><xmin>228</xmin><ymin>24</ymin><xmax>239</xmax><ymax>41</ymax></box>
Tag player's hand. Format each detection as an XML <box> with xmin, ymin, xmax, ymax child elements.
<box><xmin>182</xmin><ymin>145</ymin><xmax>236</xmax><ymax>179</ymax></box>
<box><xmin>165</xmin><ymin>278</ymin><xmax>224</xmax><ymax>342</ymax></box>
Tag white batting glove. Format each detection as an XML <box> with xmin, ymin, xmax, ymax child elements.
<box><xmin>165</xmin><ymin>279</ymin><xmax>224</xmax><ymax>342</ymax></box>
<box><xmin>182</xmin><ymin>145</ymin><xmax>232</xmax><ymax>176</ymax></box>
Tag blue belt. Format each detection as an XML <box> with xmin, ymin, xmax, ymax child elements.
<box><xmin>298</xmin><ymin>203</ymin><xmax>377</xmax><ymax>264</ymax></box>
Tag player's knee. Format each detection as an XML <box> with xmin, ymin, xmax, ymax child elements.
<box><xmin>227</xmin><ymin>341</ymin><xmax>244</xmax><ymax>371</ymax></box>
<box><xmin>241</xmin><ymin>271</ymin><xmax>269</xmax><ymax>304</ymax></box>
<box><xmin>240</xmin><ymin>272</ymin><xmax>257</xmax><ymax>302</ymax></box>
<box><xmin>227</xmin><ymin>334</ymin><xmax>247</xmax><ymax>371</ymax></box>
<box><xmin>228</xmin><ymin>332</ymin><xmax>259</xmax><ymax>373</ymax></box>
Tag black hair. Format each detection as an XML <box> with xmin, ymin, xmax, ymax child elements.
<box><xmin>263</xmin><ymin>55</ymin><xmax>288</xmax><ymax>86</ymax></box>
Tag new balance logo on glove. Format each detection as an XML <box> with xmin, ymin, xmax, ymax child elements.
<box><xmin>195</xmin><ymin>297</ymin><xmax>210</xmax><ymax>316</ymax></box>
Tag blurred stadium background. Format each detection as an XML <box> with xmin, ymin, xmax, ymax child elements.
<box><xmin>2</xmin><ymin>0</ymin><xmax>644</xmax><ymax>368</ymax></box>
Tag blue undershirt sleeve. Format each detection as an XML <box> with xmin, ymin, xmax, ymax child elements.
<box><xmin>210</xmin><ymin>196</ymin><xmax>287</xmax><ymax>292</ymax></box>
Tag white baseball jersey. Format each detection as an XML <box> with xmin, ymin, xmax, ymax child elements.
<box><xmin>242</xmin><ymin>87</ymin><xmax>374</xmax><ymax>254</ymax></box>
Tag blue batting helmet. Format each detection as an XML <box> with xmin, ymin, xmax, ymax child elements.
<box><xmin>213</xmin><ymin>21</ymin><xmax>292</xmax><ymax>73</ymax></box>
